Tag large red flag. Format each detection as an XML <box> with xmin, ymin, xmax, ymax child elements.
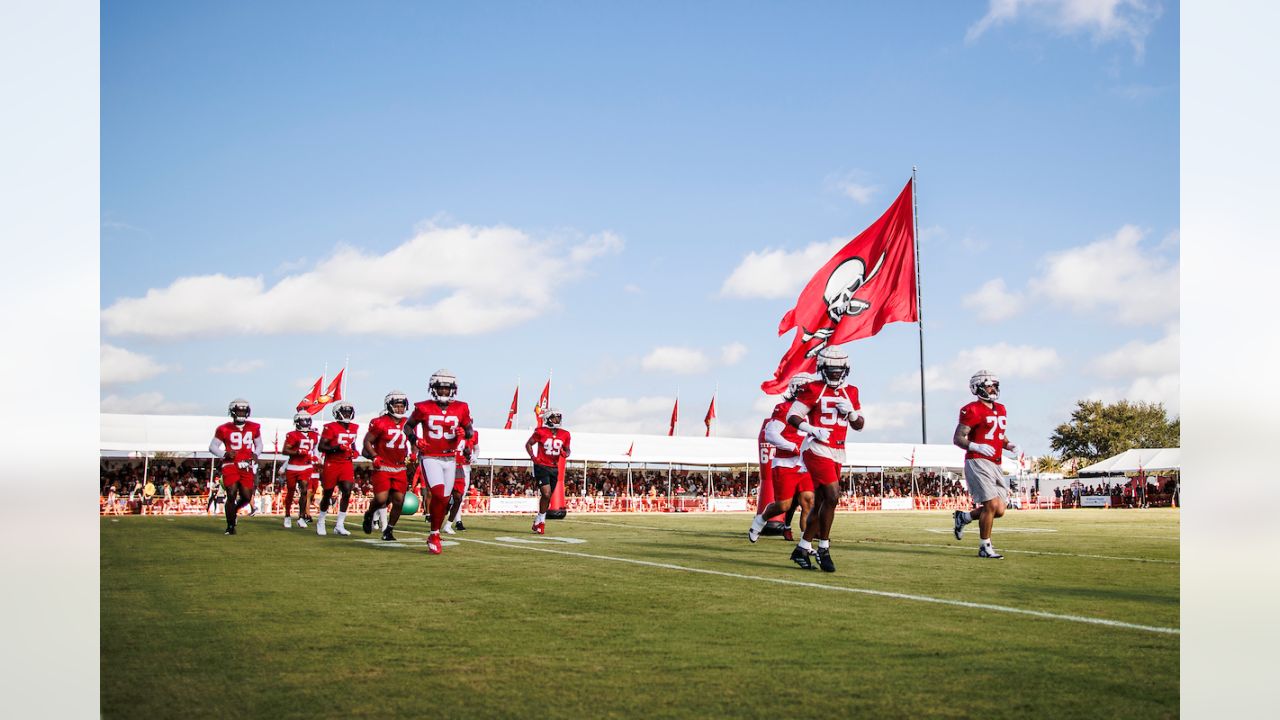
<box><xmin>533</xmin><ymin>379</ymin><xmax>550</xmax><ymax>427</ymax></box>
<box><xmin>323</xmin><ymin>369</ymin><xmax>345</xmax><ymax>404</ymax></box>
<box><xmin>668</xmin><ymin>398</ymin><xmax>679</xmax><ymax>437</ymax></box>
<box><xmin>704</xmin><ymin>395</ymin><xmax>716</xmax><ymax>437</ymax></box>
<box><xmin>504</xmin><ymin>385</ymin><xmax>519</xmax><ymax>430</ymax></box>
<box><xmin>762</xmin><ymin>179</ymin><xmax>918</xmax><ymax>394</ymax></box>
<box><xmin>296</xmin><ymin>375</ymin><xmax>324</xmax><ymax>413</ymax></box>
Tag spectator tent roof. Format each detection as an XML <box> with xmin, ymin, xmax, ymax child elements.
<box><xmin>1077</xmin><ymin>448</ymin><xmax>1180</xmax><ymax>475</ymax></box>
<box><xmin>100</xmin><ymin>413</ymin><xmax>1019</xmax><ymax>472</ymax></box>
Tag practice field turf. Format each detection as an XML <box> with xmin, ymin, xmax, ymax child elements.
<box><xmin>101</xmin><ymin>509</ymin><xmax>1179</xmax><ymax>719</ymax></box>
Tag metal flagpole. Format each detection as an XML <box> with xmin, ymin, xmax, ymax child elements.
<box><xmin>912</xmin><ymin>166</ymin><xmax>927</xmax><ymax>444</ymax></box>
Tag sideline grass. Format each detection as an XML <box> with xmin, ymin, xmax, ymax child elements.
<box><xmin>101</xmin><ymin>509</ymin><xmax>1178</xmax><ymax>719</ymax></box>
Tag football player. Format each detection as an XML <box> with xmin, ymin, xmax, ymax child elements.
<box><xmin>525</xmin><ymin>408</ymin><xmax>571</xmax><ymax>535</ymax></box>
<box><xmin>362</xmin><ymin>391</ymin><xmax>412</xmax><ymax>541</ymax></box>
<box><xmin>281</xmin><ymin>412</ymin><xmax>319</xmax><ymax>528</ymax></box>
<box><xmin>951</xmin><ymin>370</ymin><xmax>1020</xmax><ymax>559</ymax></box>
<box><xmin>786</xmin><ymin>348</ymin><xmax>864</xmax><ymax>572</ymax></box>
<box><xmin>208</xmin><ymin>399</ymin><xmax>262</xmax><ymax>535</ymax></box>
<box><xmin>748</xmin><ymin>373</ymin><xmax>817</xmax><ymax>545</ymax></box>
<box><xmin>405</xmin><ymin>369</ymin><xmax>474</xmax><ymax>555</ymax></box>
<box><xmin>316</xmin><ymin>400</ymin><xmax>359</xmax><ymax>536</ymax></box>
<box><xmin>445</xmin><ymin>428</ymin><xmax>479</xmax><ymax>534</ymax></box>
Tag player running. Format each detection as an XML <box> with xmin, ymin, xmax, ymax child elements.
<box><xmin>748</xmin><ymin>373</ymin><xmax>817</xmax><ymax>544</ymax></box>
<box><xmin>525</xmin><ymin>408</ymin><xmax>570</xmax><ymax>535</ymax></box>
<box><xmin>281</xmin><ymin>412</ymin><xmax>318</xmax><ymax>528</ymax></box>
<box><xmin>405</xmin><ymin>369</ymin><xmax>474</xmax><ymax>555</ymax></box>
<box><xmin>951</xmin><ymin>370</ymin><xmax>1020</xmax><ymax>559</ymax></box>
<box><xmin>316</xmin><ymin>401</ymin><xmax>359</xmax><ymax>537</ymax></box>
<box><xmin>786</xmin><ymin>348</ymin><xmax>863</xmax><ymax>572</ymax></box>
<box><xmin>362</xmin><ymin>391</ymin><xmax>412</xmax><ymax>541</ymax></box>
<box><xmin>208</xmin><ymin>398</ymin><xmax>262</xmax><ymax>535</ymax></box>
<box><xmin>444</xmin><ymin>428</ymin><xmax>479</xmax><ymax>534</ymax></box>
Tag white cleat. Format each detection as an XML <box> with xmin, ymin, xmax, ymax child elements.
<box><xmin>297</xmin><ymin>517</ymin><xmax>308</xmax><ymax>528</ymax></box>
<box><xmin>747</xmin><ymin>526</ymin><xmax>760</xmax><ymax>543</ymax></box>
<box><xmin>334</xmin><ymin>524</ymin><xmax>351</xmax><ymax>536</ymax></box>
<box><xmin>372</xmin><ymin>516</ymin><xmax>381</xmax><ymax>531</ymax></box>
<box><xmin>952</xmin><ymin>510</ymin><xmax>967</xmax><ymax>541</ymax></box>
<box><xmin>284</xmin><ymin>516</ymin><xmax>292</xmax><ymax>529</ymax></box>
<box><xmin>978</xmin><ymin>545</ymin><xmax>1004</xmax><ymax>559</ymax></box>
<box><xmin>317</xmin><ymin>517</ymin><xmax>327</xmax><ymax>536</ymax></box>
<box><xmin>442</xmin><ymin>521</ymin><xmax>456</xmax><ymax>535</ymax></box>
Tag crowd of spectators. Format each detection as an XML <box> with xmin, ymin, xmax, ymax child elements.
<box><xmin>1056</xmin><ymin>476</ymin><xmax>1178</xmax><ymax>508</ymax></box>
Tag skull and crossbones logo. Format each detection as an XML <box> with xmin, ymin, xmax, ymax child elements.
<box><xmin>799</xmin><ymin>251</ymin><xmax>886</xmax><ymax>357</ymax></box>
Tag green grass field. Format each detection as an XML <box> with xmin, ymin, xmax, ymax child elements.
<box><xmin>101</xmin><ymin>509</ymin><xmax>1179</xmax><ymax>719</ymax></box>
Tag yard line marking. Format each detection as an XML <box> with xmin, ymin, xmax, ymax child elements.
<box><xmin>392</xmin><ymin>530</ymin><xmax>1177</xmax><ymax>636</ymax></box>
<box><xmin>563</xmin><ymin>519</ymin><xmax>1177</xmax><ymax>564</ymax></box>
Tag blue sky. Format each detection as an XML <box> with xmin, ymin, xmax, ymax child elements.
<box><xmin>101</xmin><ymin>1</ymin><xmax>1179</xmax><ymax>455</ymax></box>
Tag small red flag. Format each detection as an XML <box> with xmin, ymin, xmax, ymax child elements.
<box><xmin>763</xmin><ymin>178</ymin><xmax>918</xmax><ymax>394</ymax></box>
<box><xmin>504</xmin><ymin>385</ymin><xmax>519</xmax><ymax>430</ymax></box>
<box><xmin>296</xmin><ymin>375</ymin><xmax>324</xmax><ymax>413</ymax></box>
<box><xmin>533</xmin><ymin>379</ymin><xmax>550</xmax><ymax>427</ymax></box>
<box><xmin>668</xmin><ymin>398</ymin><xmax>679</xmax><ymax>437</ymax></box>
<box><xmin>625</xmin><ymin>441</ymin><xmax>634</xmax><ymax>457</ymax></box>
<box><xmin>704</xmin><ymin>394</ymin><xmax>716</xmax><ymax>437</ymax></box>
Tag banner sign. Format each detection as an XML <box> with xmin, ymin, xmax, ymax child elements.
<box><xmin>1081</xmin><ymin>495</ymin><xmax>1110</xmax><ymax>507</ymax></box>
<box><xmin>488</xmin><ymin>497</ymin><xmax>540</xmax><ymax>513</ymax></box>
<box><xmin>881</xmin><ymin>497</ymin><xmax>914</xmax><ymax>510</ymax></box>
<box><xmin>708</xmin><ymin>498</ymin><xmax>749</xmax><ymax>512</ymax></box>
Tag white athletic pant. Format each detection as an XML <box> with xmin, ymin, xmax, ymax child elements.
<box><xmin>420</xmin><ymin>456</ymin><xmax>456</xmax><ymax>491</ymax></box>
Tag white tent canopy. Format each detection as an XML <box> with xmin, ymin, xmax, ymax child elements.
<box><xmin>100</xmin><ymin>413</ymin><xmax>1018</xmax><ymax>472</ymax></box>
<box><xmin>1077</xmin><ymin>448</ymin><xmax>1180</xmax><ymax>475</ymax></box>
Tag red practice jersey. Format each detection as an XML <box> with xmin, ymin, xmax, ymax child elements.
<box><xmin>760</xmin><ymin>401</ymin><xmax>806</xmax><ymax>459</ymax></box>
<box><xmin>406</xmin><ymin>399</ymin><xmax>473</xmax><ymax>457</ymax></box>
<box><xmin>320</xmin><ymin>421</ymin><xmax>360</xmax><ymax>465</ymax></box>
<box><xmin>790</xmin><ymin>381</ymin><xmax>861</xmax><ymax>450</ymax></box>
<box><xmin>283</xmin><ymin>430</ymin><xmax>319</xmax><ymax>466</ymax></box>
<box><xmin>959</xmin><ymin>400</ymin><xmax>1008</xmax><ymax>464</ymax></box>
<box><xmin>456</xmin><ymin>429</ymin><xmax>479</xmax><ymax>467</ymax></box>
<box><xmin>366</xmin><ymin>414</ymin><xmax>411</xmax><ymax>468</ymax></box>
<box><xmin>527</xmin><ymin>426</ymin><xmax>571</xmax><ymax>467</ymax></box>
<box><xmin>212</xmin><ymin>421</ymin><xmax>262</xmax><ymax>465</ymax></box>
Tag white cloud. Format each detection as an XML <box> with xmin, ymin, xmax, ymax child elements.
<box><xmin>824</xmin><ymin>170</ymin><xmax>879</xmax><ymax>205</ymax></box>
<box><xmin>571</xmin><ymin>396</ymin><xmax>679</xmax><ymax>435</ymax></box>
<box><xmin>1029</xmin><ymin>224</ymin><xmax>1178</xmax><ymax>325</ymax></box>
<box><xmin>966</xmin><ymin>0</ymin><xmax>1163</xmax><ymax>59</ymax></box>
<box><xmin>641</xmin><ymin>347</ymin><xmax>711</xmax><ymax>374</ymax></box>
<box><xmin>859</xmin><ymin>401</ymin><xmax>920</xmax><ymax>431</ymax></box>
<box><xmin>101</xmin><ymin>223</ymin><xmax>624</xmax><ymax>338</ymax></box>
<box><xmin>1091</xmin><ymin>326</ymin><xmax>1179</xmax><ymax>378</ymax></box>
<box><xmin>1086</xmin><ymin>373</ymin><xmax>1180</xmax><ymax>414</ymax></box>
<box><xmin>962</xmin><ymin>278</ymin><xmax>1024</xmax><ymax>321</ymax></box>
<box><xmin>101</xmin><ymin>344</ymin><xmax>167</xmax><ymax>384</ymax></box>
<box><xmin>893</xmin><ymin>343</ymin><xmax>1062</xmax><ymax>394</ymax></box>
<box><xmin>719</xmin><ymin>238</ymin><xmax>846</xmax><ymax>299</ymax></box>
<box><xmin>720</xmin><ymin>342</ymin><xmax>748</xmax><ymax>366</ymax></box>
<box><xmin>209</xmin><ymin>359</ymin><xmax>266</xmax><ymax>374</ymax></box>
<box><xmin>101</xmin><ymin>392</ymin><xmax>198</xmax><ymax>414</ymax></box>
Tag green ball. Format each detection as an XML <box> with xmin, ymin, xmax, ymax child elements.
<box><xmin>401</xmin><ymin>491</ymin><xmax>420</xmax><ymax>514</ymax></box>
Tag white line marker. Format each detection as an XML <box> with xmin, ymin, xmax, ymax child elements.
<box><xmin>436</xmin><ymin>535</ymin><xmax>1178</xmax><ymax>636</ymax></box>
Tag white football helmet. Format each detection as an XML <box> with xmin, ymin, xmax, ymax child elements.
<box><xmin>815</xmin><ymin>347</ymin><xmax>850</xmax><ymax>387</ymax></box>
<box><xmin>331</xmin><ymin>400</ymin><xmax>356</xmax><ymax>423</ymax></box>
<box><xmin>292</xmin><ymin>412</ymin><xmax>312</xmax><ymax>431</ymax></box>
<box><xmin>544</xmin><ymin>407</ymin><xmax>563</xmax><ymax>429</ymax></box>
<box><xmin>784</xmin><ymin>373</ymin><xmax>818</xmax><ymax>401</ymax></box>
<box><xmin>228</xmin><ymin>398</ymin><xmax>251</xmax><ymax>425</ymax></box>
<box><xmin>969</xmin><ymin>370</ymin><xmax>1000</xmax><ymax>401</ymax></box>
<box><xmin>429</xmin><ymin>369</ymin><xmax>458</xmax><ymax>401</ymax></box>
<box><xmin>384</xmin><ymin>390</ymin><xmax>409</xmax><ymax>418</ymax></box>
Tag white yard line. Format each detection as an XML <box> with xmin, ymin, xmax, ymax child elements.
<box><xmin>563</xmin><ymin>518</ymin><xmax>1177</xmax><ymax>564</ymax></box>
<box><xmin>392</xmin><ymin>528</ymin><xmax>1179</xmax><ymax>636</ymax></box>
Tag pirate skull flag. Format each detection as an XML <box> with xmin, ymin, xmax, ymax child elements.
<box><xmin>762</xmin><ymin>178</ymin><xmax>918</xmax><ymax>394</ymax></box>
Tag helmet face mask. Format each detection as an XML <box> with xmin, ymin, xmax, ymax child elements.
<box><xmin>815</xmin><ymin>348</ymin><xmax>850</xmax><ymax>388</ymax></box>
<box><xmin>544</xmin><ymin>408</ymin><xmax>563</xmax><ymax>429</ymax></box>
<box><xmin>228</xmin><ymin>399</ymin><xmax>251</xmax><ymax>425</ymax></box>
<box><xmin>292</xmin><ymin>412</ymin><xmax>312</xmax><ymax>431</ymax></box>
<box><xmin>384</xmin><ymin>391</ymin><xmax>409</xmax><ymax>419</ymax></box>
<box><xmin>969</xmin><ymin>370</ymin><xmax>1000</xmax><ymax>402</ymax></box>
<box><xmin>331</xmin><ymin>401</ymin><xmax>355</xmax><ymax>423</ymax></box>
<box><xmin>429</xmin><ymin>369</ymin><xmax>458</xmax><ymax>402</ymax></box>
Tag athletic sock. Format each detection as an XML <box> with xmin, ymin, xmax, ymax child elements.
<box><xmin>750</xmin><ymin>514</ymin><xmax>766</xmax><ymax>532</ymax></box>
<box><xmin>797</xmin><ymin>539</ymin><xmax>812</xmax><ymax>551</ymax></box>
<box><xmin>536</xmin><ymin>513</ymin><xmax>545</xmax><ymax>524</ymax></box>
<box><xmin>818</xmin><ymin>539</ymin><xmax>830</xmax><ymax>549</ymax></box>
<box><xmin>336</xmin><ymin>511</ymin><xmax>347</xmax><ymax>527</ymax></box>
<box><xmin>961</xmin><ymin>511</ymin><xmax>973</xmax><ymax>523</ymax></box>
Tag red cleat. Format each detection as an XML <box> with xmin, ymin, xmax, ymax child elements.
<box><xmin>533</xmin><ymin>522</ymin><xmax>545</xmax><ymax>535</ymax></box>
<box><xmin>427</xmin><ymin>533</ymin><xmax>442</xmax><ymax>555</ymax></box>
<box><xmin>783</xmin><ymin>528</ymin><xmax>794</xmax><ymax>542</ymax></box>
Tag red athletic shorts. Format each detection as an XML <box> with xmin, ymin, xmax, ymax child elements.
<box><xmin>453</xmin><ymin>464</ymin><xmax>470</xmax><ymax>493</ymax></box>
<box><xmin>321</xmin><ymin>462</ymin><xmax>354</xmax><ymax>490</ymax></box>
<box><xmin>221</xmin><ymin>464</ymin><xmax>255</xmax><ymax>490</ymax></box>
<box><xmin>285</xmin><ymin>468</ymin><xmax>312</xmax><ymax>487</ymax></box>
<box><xmin>772</xmin><ymin>464</ymin><xmax>814</xmax><ymax>499</ymax></box>
<box><xmin>372</xmin><ymin>469</ymin><xmax>408</xmax><ymax>495</ymax></box>
<box><xmin>308</xmin><ymin>470</ymin><xmax>320</xmax><ymax>491</ymax></box>
<box><xmin>802</xmin><ymin>450</ymin><xmax>843</xmax><ymax>486</ymax></box>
